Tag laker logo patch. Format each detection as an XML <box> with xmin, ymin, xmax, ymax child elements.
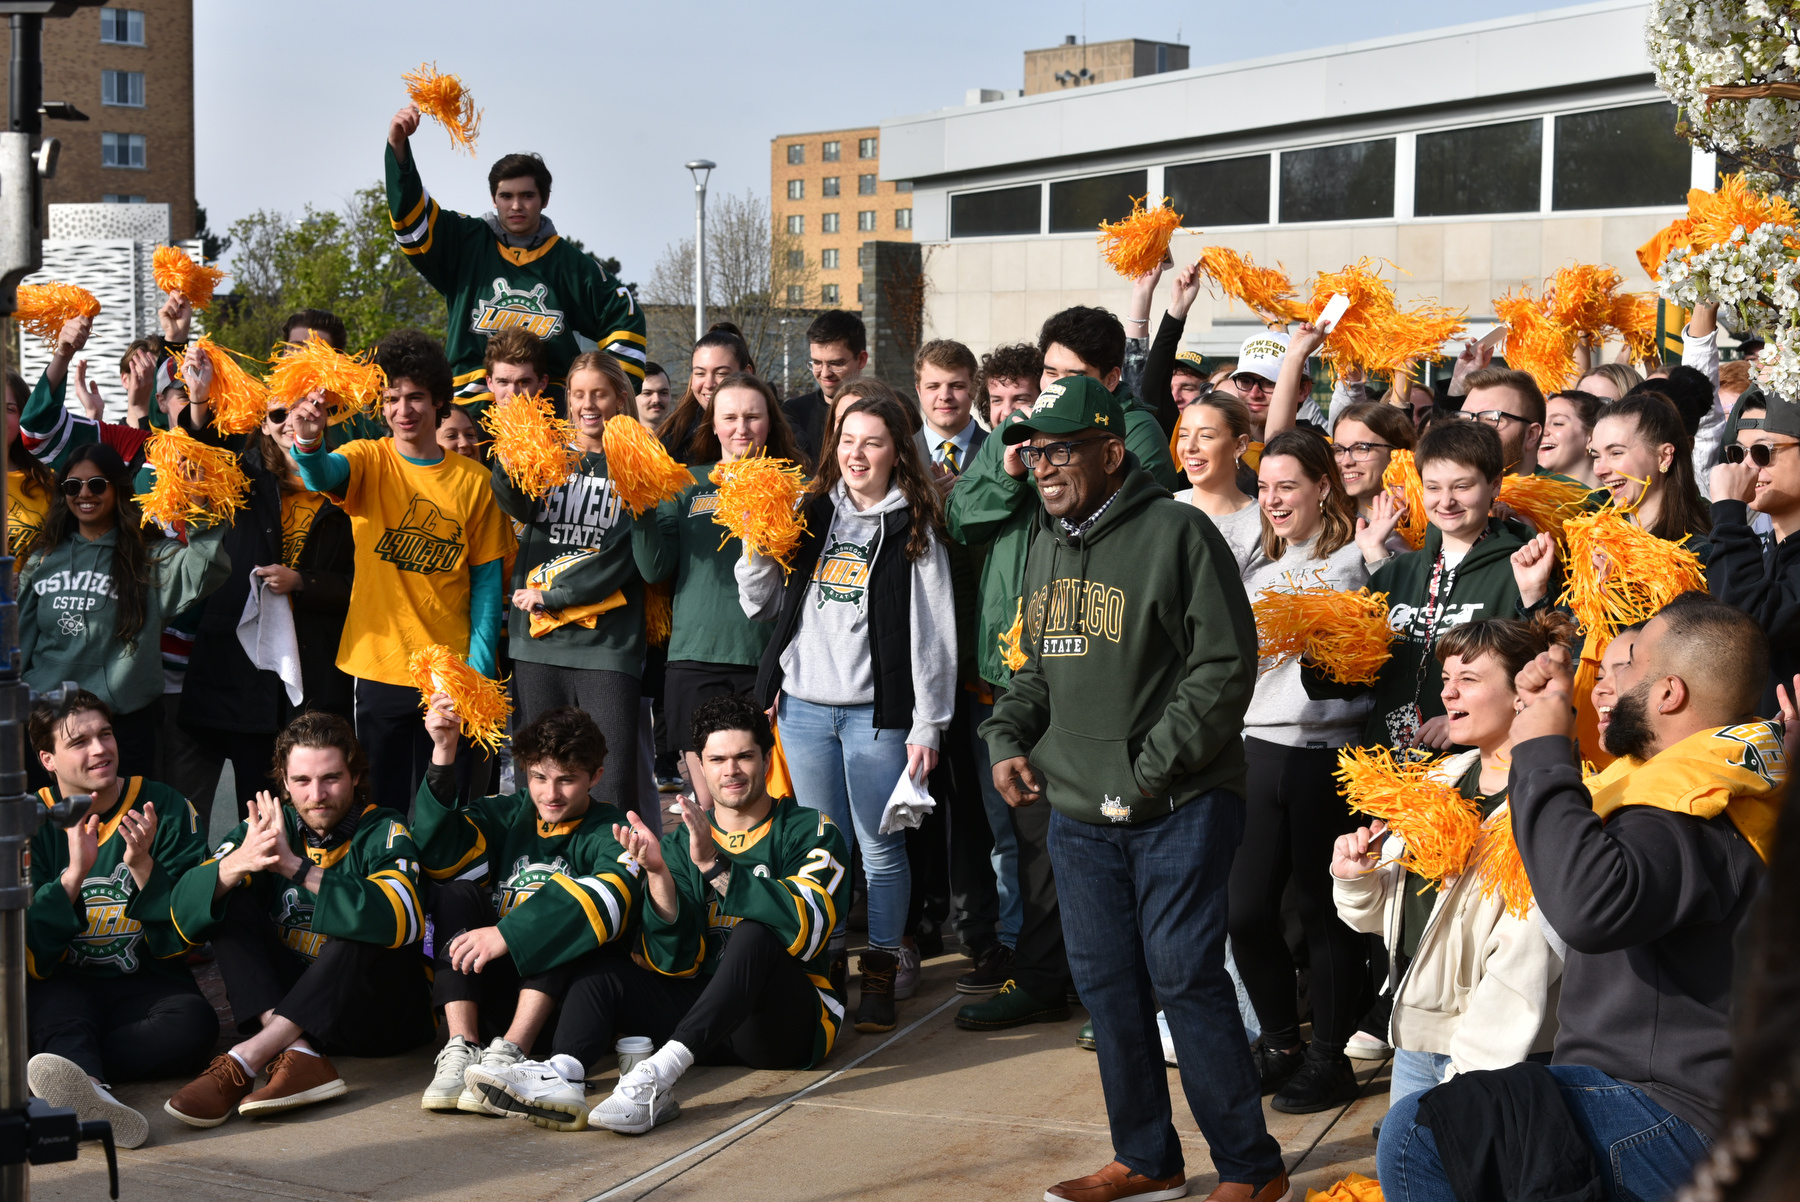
<box><xmin>1100</xmin><ymin>795</ymin><xmax>1132</xmax><ymax>823</ymax></box>
<box><xmin>497</xmin><ymin>854</ymin><xmax>570</xmax><ymax>917</ymax></box>
<box><xmin>72</xmin><ymin>862</ymin><xmax>144</xmax><ymax>972</ymax></box>
<box><xmin>812</xmin><ymin>538</ymin><xmax>872</xmax><ymax>607</ymax></box>
<box><xmin>274</xmin><ymin>885</ymin><xmax>326</xmax><ymax>961</ymax></box>
<box><xmin>1715</xmin><ymin>721</ymin><xmax>1788</xmax><ymax>790</ymax></box>
<box><xmin>470</xmin><ymin>276</ymin><xmax>566</xmax><ymax>340</ymax></box>
<box><xmin>375</xmin><ymin>497</ymin><xmax>466</xmax><ymax>574</ymax></box>
<box><xmin>687</xmin><ymin>491</ymin><xmax>721</xmax><ymax>518</ymax></box>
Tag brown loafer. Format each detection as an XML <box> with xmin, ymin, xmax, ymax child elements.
<box><xmin>1205</xmin><ymin>1172</ymin><xmax>1292</xmax><ymax>1202</ymax></box>
<box><xmin>1046</xmin><ymin>1160</ymin><xmax>1188</xmax><ymax>1202</ymax></box>
<box><xmin>239</xmin><ymin>1049</ymin><xmax>347</xmax><ymax>1117</ymax></box>
<box><xmin>165</xmin><ymin>1054</ymin><xmax>257</xmax><ymax>1128</ymax></box>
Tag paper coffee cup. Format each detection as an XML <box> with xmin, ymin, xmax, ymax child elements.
<box><xmin>616</xmin><ymin>1035</ymin><xmax>654</xmax><ymax>1076</ymax></box>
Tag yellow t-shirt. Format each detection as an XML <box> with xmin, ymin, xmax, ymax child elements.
<box><xmin>279</xmin><ymin>490</ymin><xmax>329</xmax><ymax>569</ymax></box>
<box><xmin>330</xmin><ymin>439</ymin><xmax>514</xmax><ymax>687</ymax></box>
<box><xmin>7</xmin><ymin>472</ymin><xmax>49</xmax><ymax>557</ymax></box>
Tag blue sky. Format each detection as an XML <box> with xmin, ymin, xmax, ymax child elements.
<box><xmin>196</xmin><ymin>0</ymin><xmax>1601</xmax><ymax>282</ymax></box>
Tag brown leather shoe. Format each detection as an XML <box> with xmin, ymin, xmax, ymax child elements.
<box><xmin>239</xmin><ymin>1049</ymin><xmax>347</xmax><ymax>1117</ymax></box>
<box><xmin>1045</xmin><ymin>1160</ymin><xmax>1189</xmax><ymax>1201</ymax></box>
<box><xmin>164</xmin><ymin>1054</ymin><xmax>257</xmax><ymax>1128</ymax></box>
<box><xmin>1205</xmin><ymin>1172</ymin><xmax>1292</xmax><ymax>1202</ymax></box>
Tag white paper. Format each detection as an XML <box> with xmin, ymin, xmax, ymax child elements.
<box><xmin>1478</xmin><ymin>323</ymin><xmax>1509</xmax><ymax>351</ymax></box>
<box><xmin>878</xmin><ymin>764</ymin><xmax>936</xmax><ymax>835</ymax></box>
<box><xmin>237</xmin><ymin>576</ymin><xmax>305</xmax><ymax>706</ymax></box>
<box><xmin>1317</xmin><ymin>293</ymin><xmax>1352</xmax><ymax>333</ymax></box>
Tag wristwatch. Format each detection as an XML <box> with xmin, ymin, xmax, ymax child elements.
<box><xmin>702</xmin><ymin>859</ymin><xmax>730</xmax><ymax>883</ymax></box>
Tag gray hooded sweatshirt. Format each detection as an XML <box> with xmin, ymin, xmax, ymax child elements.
<box><xmin>737</xmin><ymin>479</ymin><xmax>958</xmax><ymax>748</ymax></box>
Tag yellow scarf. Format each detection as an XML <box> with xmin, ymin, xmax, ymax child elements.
<box><xmin>1584</xmin><ymin>721</ymin><xmax>1788</xmax><ymax>862</ymax></box>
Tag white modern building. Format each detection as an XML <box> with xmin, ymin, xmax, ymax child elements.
<box><xmin>881</xmin><ymin>0</ymin><xmax>1703</xmax><ymax>358</ymax></box>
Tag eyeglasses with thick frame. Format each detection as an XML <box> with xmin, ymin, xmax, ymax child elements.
<box><xmin>1331</xmin><ymin>441</ymin><xmax>1393</xmax><ymax>463</ymax></box>
<box><xmin>1230</xmin><ymin>374</ymin><xmax>1274</xmax><ymax>395</ymax></box>
<box><xmin>1724</xmin><ymin>440</ymin><xmax>1800</xmax><ymax>468</ymax></box>
<box><xmin>1459</xmin><ymin>409</ymin><xmax>1531</xmax><ymax>428</ymax></box>
<box><xmin>1017</xmin><ymin>437</ymin><xmax>1107</xmax><ymax>470</ymax></box>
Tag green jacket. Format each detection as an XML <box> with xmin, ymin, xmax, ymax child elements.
<box><xmin>386</xmin><ymin>143</ymin><xmax>647</xmax><ymax>399</ymax></box>
<box><xmin>491</xmin><ymin>449</ymin><xmax>661</xmax><ymax>677</ymax></box>
<box><xmin>639</xmin><ymin>464</ymin><xmax>774</xmax><ymax>667</ymax></box>
<box><xmin>639</xmin><ymin>797</ymin><xmax>850</xmax><ymax>1069</ymax></box>
<box><xmin>19</xmin><ymin>523</ymin><xmax>231</xmax><ymax>714</ymax></box>
<box><xmin>980</xmin><ymin>467</ymin><xmax>1257</xmax><ymax>825</ymax></box>
<box><xmin>27</xmin><ymin>779</ymin><xmax>207</xmax><ymax>980</ymax></box>
<box><xmin>411</xmin><ymin>766</ymin><xmax>641</xmax><ymax>977</ymax></box>
<box><xmin>172</xmin><ymin>803</ymin><xmax>425</xmax><ymax>960</ymax></box>
<box><xmin>1120</xmin><ymin>393</ymin><xmax>1181</xmax><ymax>493</ymax></box>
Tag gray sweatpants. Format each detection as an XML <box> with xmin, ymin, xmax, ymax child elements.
<box><xmin>510</xmin><ymin>660</ymin><xmax>653</xmax><ymax>829</ymax></box>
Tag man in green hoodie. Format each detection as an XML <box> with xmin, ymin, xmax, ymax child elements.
<box><xmin>980</xmin><ymin>375</ymin><xmax>1286</xmax><ymax>1202</ymax></box>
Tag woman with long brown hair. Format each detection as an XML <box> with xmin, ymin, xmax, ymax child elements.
<box><xmin>737</xmin><ymin>385</ymin><xmax>956</xmax><ymax>1036</ymax></box>
<box><xmin>656</xmin><ymin>322</ymin><xmax>756</xmax><ymax>462</ymax></box>
<box><xmin>1590</xmin><ymin>393</ymin><xmax>1712</xmax><ymax>551</ymax></box>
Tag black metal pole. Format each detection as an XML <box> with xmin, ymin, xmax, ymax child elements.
<box><xmin>7</xmin><ymin>14</ymin><xmax>38</xmax><ymax>135</ymax></box>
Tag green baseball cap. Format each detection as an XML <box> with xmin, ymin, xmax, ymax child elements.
<box><xmin>1002</xmin><ymin>374</ymin><xmax>1127</xmax><ymax>444</ymax></box>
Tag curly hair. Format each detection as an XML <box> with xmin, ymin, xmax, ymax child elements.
<box><xmin>690</xmin><ymin>692</ymin><xmax>774</xmax><ymax>757</ymax></box>
<box><xmin>512</xmin><ymin>706</ymin><xmax>607</xmax><ymax>777</ymax></box>
<box><xmin>272</xmin><ymin>711</ymin><xmax>370</xmax><ymax>810</ymax></box>
<box><xmin>1434</xmin><ymin>609</ymin><xmax>1579</xmax><ymax>678</ymax></box>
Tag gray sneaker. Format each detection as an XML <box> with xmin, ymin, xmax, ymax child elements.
<box><xmin>894</xmin><ymin>942</ymin><xmax>921</xmax><ymax>1000</ymax></box>
<box><xmin>459</xmin><ymin>1037</ymin><xmax>525</xmax><ymax>1115</ymax></box>
<box><xmin>423</xmin><ymin>1035</ymin><xmax>480</xmax><ymax>1111</ymax></box>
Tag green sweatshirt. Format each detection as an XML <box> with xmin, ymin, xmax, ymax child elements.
<box><xmin>171</xmin><ymin>803</ymin><xmax>426</xmax><ymax>960</ymax></box>
<box><xmin>385</xmin><ymin>143</ymin><xmax>647</xmax><ymax>399</ymax></box>
<box><xmin>491</xmin><ymin>449</ymin><xmax>662</xmax><ymax>677</ymax></box>
<box><xmin>27</xmin><ymin>779</ymin><xmax>207</xmax><ymax>981</ymax></box>
<box><xmin>19</xmin><ymin>523</ymin><xmax>231</xmax><ymax>714</ymax></box>
<box><xmin>980</xmin><ymin>468</ymin><xmax>1258</xmax><ymax>825</ymax></box>
<box><xmin>639</xmin><ymin>464</ymin><xmax>775</xmax><ymax>667</ymax></box>
<box><xmin>639</xmin><ymin>796</ymin><xmax>851</xmax><ymax>1069</ymax></box>
<box><xmin>410</xmin><ymin>765</ymin><xmax>640</xmax><ymax>977</ymax></box>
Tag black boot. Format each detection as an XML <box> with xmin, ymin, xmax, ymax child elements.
<box><xmin>1250</xmin><ymin>1037</ymin><xmax>1308</xmax><ymax>1095</ymax></box>
<box><xmin>1271</xmin><ymin>1044</ymin><xmax>1359</xmax><ymax>1114</ymax></box>
<box><xmin>854</xmin><ymin>950</ymin><xmax>897</xmax><ymax>1033</ymax></box>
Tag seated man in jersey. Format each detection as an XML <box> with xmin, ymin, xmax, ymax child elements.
<box><xmin>24</xmin><ymin>690</ymin><xmax>213</xmax><ymax>1150</ymax></box>
<box><xmin>413</xmin><ymin>702</ymin><xmax>641</xmax><ymax>1124</ymax></box>
<box><xmin>163</xmin><ymin>713</ymin><xmax>432</xmax><ymax>1129</ymax></box>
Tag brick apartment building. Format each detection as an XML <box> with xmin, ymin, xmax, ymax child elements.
<box><xmin>769</xmin><ymin>126</ymin><xmax>913</xmax><ymax>311</ymax></box>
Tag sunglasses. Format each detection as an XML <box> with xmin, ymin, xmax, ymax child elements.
<box><xmin>60</xmin><ymin>477</ymin><xmax>110</xmax><ymax>497</ymax></box>
<box><xmin>266</xmin><ymin>406</ymin><xmax>290</xmax><ymax>426</ymax></box>
<box><xmin>1724</xmin><ymin>441</ymin><xmax>1800</xmax><ymax>467</ymax></box>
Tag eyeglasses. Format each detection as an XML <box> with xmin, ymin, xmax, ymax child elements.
<box><xmin>1331</xmin><ymin>441</ymin><xmax>1393</xmax><ymax>463</ymax></box>
<box><xmin>1725</xmin><ymin>441</ymin><xmax>1800</xmax><ymax>467</ymax></box>
<box><xmin>60</xmin><ymin>477</ymin><xmax>110</xmax><ymax>497</ymax></box>
<box><xmin>1230</xmin><ymin>374</ymin><xmax>1274</xmax><ymax>395</ymax></box>
<box><xmin>1017</xmin><ymin>438</ymin><xmax>1104</xmax><ymax>469</ymax></box>
<box><xmin>265</xmin><ymin>406</ymin><xmax>290</xmax><ymax>426</ymax></box>
<box><xmin>1459</xmin><ymin>409</ymin><xmax>1529</xmax><ymax>427</ymax></box>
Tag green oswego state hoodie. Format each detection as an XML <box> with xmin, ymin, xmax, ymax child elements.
<box><xmin>980</xmin><ymin>465</ymin><xmax>1258</xmax><ymax>825</ymax></box>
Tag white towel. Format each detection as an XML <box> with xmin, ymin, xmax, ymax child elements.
<box><xmin>237</xmin><ymin>578</ymin><xmax>304</xmax><ymax>706</ymax></box>
<box><xmin>877</xmin><ymin>763</ymin><xmax>936</xmax><ymax>835</ymax></box>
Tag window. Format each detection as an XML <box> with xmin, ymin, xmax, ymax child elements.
<box><xmin>822</xmin><ymin>176</ymin><xmax>840</xmax><ymax>198</ymax></box>
<box><xmin>787</xmin><ymin>179</ymin><xmax>804</xmax><ymax>200</ymax></box>
<box><xmin>822</xmin><ymin>248</ymin><xmax>839</xmax><ymax>269</ymax></box>
<box><xmin>787</xmin><ymin>214</ymin><xmax>804</xmax><ymax>234</ymax></box>
<box><xmin>822</xmin><ymin>213</ymin><xmax>840</xmax><ymax>233</ymax></box>
<box><xmin>1415</xmin><ymin>120</ymin><xmax>1543</xmax><ymax>217</ymax></box>
<box><xmin>1049</xmin><ymin>169</ymin><xmax>1148</xmax><ymax>233</ymax></box>
<box><xmin>102</xmin><ymin>193</ymin><xmax>145</xmax><ymax>203</ymax></box>
<box><xmin>859</xmin><ymin>137</ymin><xmax>878</xmax><ymax>159</ymax></box>
<box><xmin>1553</xmin><ymin>102</ymin><xmax>1690</xmax><ymax>211</ymax></box>
<box><xmin>857</xmin><ymin>283</ymin><xmax>865</xmax><ymax>304</ymax></box>
<box><xmin>101</xmin><ymin>132</ymin><xmax>146</xmax><ymax>169</ymax></box>
<box><xmin>822</xmin><ymin>141</ymin><xmax>841</xmax><ymax>162</ymax></box>
<box><xmin>101</xmin><ymin>69</ymin><xmax>144</xmax><ymax>107</ymax></box>
<box><xmin>787</xmin><ymin>285</ymin><xmax>804</xmax><ymax>305</ymax></box>
<box><xmin>1279</xmin><ymin>139</ymin><xmax>1395</xmax><ymax>222</ymax></box>
<box><xmin>858</xmin><ymin>245</ymin><xmax>874</xmax><ymax>268</ymax></box>
<box><xmin>951</xmin><ymin>183</ymin><xmax>1041</xmax><ymax>237</ymax></box>
<box><xmin>1165</xmin><ymin>154</ymin><xmax>1270</xmax><ymax>226</ymax></box>
<box><xmin>858</xmin><ymin>210</ymin><xmax>877</xmax><ymax>232</ymax></box>
<box><xmin>787</xmin><ymin>144</ymin><xmax>804</xmax><ymax>165</ymax></box>
<box><xmin>822</xmin><ymin>284</ymin><xmax>840</xmax><ymax>305</ymax></box>
<box><xmin>895</xmin><ymin>208</ymin><xmax>912</xmax><ymax>230</ymax></box>
<box><xmin>99</xmin><ymin>7</ymin><xmax>144</xmax><ymax>45</ymax></box>
<box><xmin>895</xmin><ymin>179</ymin><xmax>912</xmax><ymax>193</ymax></box>
<box><xmin>1156</xmin><ymin>44</ymin><xmax>1168</xmax><ymax>73</ymax></box>
<box><xmin>787</xmin><ymin>249</ymin><xmax>804</xmax><ymax>269</ymax></box>
<box><xmin>859</xmin><ymin>174</ymin><xmax>877</xmax><ymax>196</ymax></box>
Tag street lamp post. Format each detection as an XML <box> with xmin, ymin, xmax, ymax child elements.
<box><xmin>685</xmin><ymin>160</ymin><xmax>715</xmax><ymax>342</ymax></box>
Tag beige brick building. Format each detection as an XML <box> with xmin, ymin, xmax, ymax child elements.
<box><xmin>1023</xmin><ymin>37</ymin><xmax>1188</xmax><ymax>96</ymax></box>
<box><xmin>769</xmin><ymin>126</ymin><xmax>913</xmax><ymax>311</ymax></box>
<box><xmin>0</xmin><ymin>2</ymin><xmax>195</xmax><ymax>240</ymax></box>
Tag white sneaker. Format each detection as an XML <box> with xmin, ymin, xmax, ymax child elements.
<box><xmin>463</xmin><ymin>1054</ymin><xmax>590</xmax><ymax>1132</ymax></box>
<box><xmin>28</xmin><ymin>1053</ymin><xmax>148</xmax><ymax>1150</ymax></box>
<box><xmin>1156</xmin><ymin>1011</ymin><xmax>1178</xmax><ymax>1067</ymax></box>
<box><xmin>422</xmin><ymin>1035</ymin><xmax>480</xmax><ymax>1112</ymax></box>
<box><xmin>1346</xmin><ymin>1030</ymin><xmax>1392</xmax><ymax>1060</ymax></box>
<box><xmin>590</xmin><ymin>1060</ymin><xmax>682</xmax><ymax>1135</ymax></box>
<box><xmin>458</xmin><ymin>1037</ymin><xmax>524</xmax><ymax>1115</ymax></box>
<box><xmin>894</xmin><ymin>943</ymin><xmax>921</xmax><ymax>1000</ymax></box>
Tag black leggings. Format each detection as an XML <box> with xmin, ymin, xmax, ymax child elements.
<box><xmin>1227</xmin><ymin>737</ymin><xmax>1369</xmax><ymax>1053</ymax></box>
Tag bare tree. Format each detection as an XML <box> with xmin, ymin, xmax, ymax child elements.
<box><xmin>642</xmin><ymin>238</ymin><xmax>694</xmax><ymax>307</ymax></box>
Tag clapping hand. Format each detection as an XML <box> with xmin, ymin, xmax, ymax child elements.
<box><xmin>61</xmin><ymin>813</ymin><xmax>100</xmax><ymax>904</ymax></box>
<box><xmin>119</xmin><ymin>801</ymin><xmax>159</xmax><ymax>889</ymax></box>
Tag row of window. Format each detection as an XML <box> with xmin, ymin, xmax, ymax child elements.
<box><xmin>785</xmin><ymin>175</ymin><xmax>913</xmax><ymax>200</ymax></box>
<box><xmin>787</xmin><ymin>137</ymin><xmax>878</xmax><ymax>165</ymax></box>
<box><xmin>100</xmin><ymin>7</ymin><xmax>144</xmax><ymax>45</ymax></box>
<box><xmin>949</xmin><ymin>101</ymin><xmax>1692</xmax><ymax>237</ymax></box>
<box><xmin>785</xmin><ymin>210</ymin><xmax>912</xmax><ymax>234</ymax></box>
<box><xmin>786</xmin><ymin>284</ymin><xmax>863</xmax><ymax>305</ymax></box>
<box><xmin>102</xmin><ymin>132</ymin><xmax>146</xmax><ymax>169</ymax></box>
<box><xmin>787</xmin><ymin>246</ymin><xmax>878</xmax><ymax>271</ymax></box>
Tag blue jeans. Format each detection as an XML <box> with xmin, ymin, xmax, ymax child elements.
<box><xmin>970</xmin><ymin>701</ymin><xmax>1022</xmax><ymax>945</ymax></box>
<box><xmin>1049</xmin><ymin>790</ymin><xmax>1283</xmax><ymax>1184</ymax></box>
<box><xmin>776</xmin><ymin>696</ymin><xmax>912</xmax><ymax>949</ymax></box>
<box><xmin>1380</xmin><ymin>1064</ymin><xmax>1712</xmax><ymax>1202</ymax></box>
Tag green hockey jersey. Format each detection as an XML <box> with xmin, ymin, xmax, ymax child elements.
<box><xmin>385</xmin><ymin>143</ymin><xmax>647</xmax><ymax>403</ymax></box>
<box><xmin>411</xmin><ymin>768</ymin><xmax>640</xmax><ymax>977</ymax></box>
<box><xmin>639</xmin><ymin>797</ymin><xmax>850</xmax><ymax>1069</ymax></box>
<box><xmin>27</xmin><ymin>779</ymin><xmax>207</xmax><ymax>980</ymax></box>
<box><xmin>171</xmin><ymin>803</ymin><xmax>424</xmax><ymax>961</ymax></box>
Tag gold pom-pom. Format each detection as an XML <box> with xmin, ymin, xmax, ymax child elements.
<box><xmin>1195</xmin><ymin>246</ymin><xmax>1311</xmax><ymax>325</ymax></box>
<box><xmin>1493</xmin><ymin>288</ymin><xmax>1577</xmax><ymax>394</ymax></box>
<box><xmin>182</xmin><ymin>336</ymin><xmax>270</xmax><ymax>436</ymax></box>
<box><xmin>1254</xmin><ymin>587</ymin><xmax>1393</xmax><ymax>685</ymax></box>
<box><xmin>1558</xmin><ymin>507</ymin><xmax>1708</xmax><ymax>648</ymax></box>
<box><xmin>151</xmin><ymin>244</ymin><xmax>225</xmax><ymax>310</ymax></box>
<box><xmin>711</xmin><ymin>455</ymin><xmax>810</xmax><ymax>572</ymax></box>
<box><xmin>643</xmin><ymin>579</ymin><xmax>673</xmax><ymax>648</ymax></box>
<box><xmin>1097</xmin><ymin>196</ymin><xmax>1184</xmax><ymax>280</ymax></box>
<box><xmin>13</xmin><ymin>282</ymin><xmax>100</xmax><ymax>343</ymax></box>
<box><xmin>1306</xmin><ymin>260</ymin><xmax>1465</xmax><ymax>374</ymax></box>
<box><xmin>1688</xmin><ymin>172</ymin><xmax>1797</xmax><ymax>251</ymax></box>
<box><xmin>1469</xmin><ymin>808</ymin><xmax>1533</xmax><ymax>919</ymax></box>
<box><xmin>1545</xmin><ymin>263</ymin><xmax>1621</xmax><ymax>339</ymax></box>
<box><xmin>1335</xmin><ymin>746</ymin><xmax>1481</xmax><ymax>887</ymax></box>
<box><xmin>602</xmin><ymin>414</ymin><xmax>693</xmax><ymax>516</ymax></box>
<box><xmin>1605</xmin><ymin>291</ymin><xmax>1658</xmax><ymax>365</ymax></box>
<box><xmin>1496</xmin><ymin>472</ymin><xmax>1595</xmax><ymax>545</ymax></box>
<box><xmin>403</xmin><ymin>62</ymin><xmax>482</xmax><ymax>156</ymax></box>
<box><xmin>265</xmin><ymin>335</ymin><xmax>388</xmax><ymax>423</ymax></box>
<box><xmin>999</xmin><ymin>596</ymin><xmax>1029</xmax><ymax>673</ymax></box>
<box><xmin>480</xmin><ymin>392</ymin><xmax>578</xmax><ymax>500</ymax></box>
<box><xmin>135</xmin><ymin>427</ymin><xmax>251</xmax><ymax>527</ymax></box>
<box><xmin>1381</xmin><ymin>448</ymin><xmax>1429</xmax><ymax>551</ymax></box>
<box><xmin>408</xmin><ymin>644</ymin><xmax>510</xmax><ymax>755</ymax></box>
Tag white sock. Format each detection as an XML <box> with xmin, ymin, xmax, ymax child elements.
<box><xmin>287</xmin><ymin>1045</ymin><xmax>321</xmax><ymax>1058</ymax></box>
<box><xmin>227</xmin><ymin>1051</ymin><xmax>254</xmax><ymax>1076</ymax></box>
<box><xmin>643</xmin><ymin>1040</ymin><xmax>693</xmax><ymax>1090</ymax></box>
<box><xmin>546</xmin><ymin>1053</ymin><xmax>584</xmax><ymax>1084</ymax></box>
